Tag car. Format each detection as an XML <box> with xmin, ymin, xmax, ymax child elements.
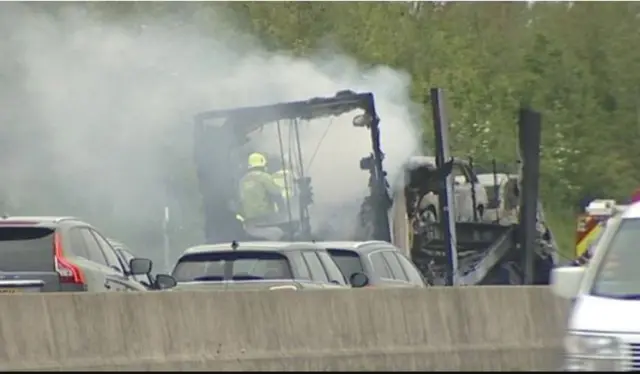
<box><xmin>388</xmin><ymin>156</ymin><xmax>491</xmax><ymax>256</ymax></box>
<box><xmin>170</xmin><ymin>241</ymin><xmax>350</xmax><ymax>290</ymax></box>
<box><xmin>400</xmin><ymin>156</ymin><xmax>489</xmax><ymax>223</ymax></box>
<box><xmin>318</xmin><ymin>240</ymin><xmax>428</xmax><ymax>288</ymax></box>
<box><xmin>474</xmin><ymin>172</ymin><xmax>520</xmax><ymax>224</ymax></box>
<box><xmin>0</xmin><ymin>216</ymin><xmax>168</xmax><ymax>293</ymax></box>
<box><xmin>551</xmin><ymin>202</ymin><xmax>640</xmax><ymax>371</ymax></box>
<box><xmin>109</xmin><ymin>239</ymin><xmax>177</xmax><ymax>291</ymax></box>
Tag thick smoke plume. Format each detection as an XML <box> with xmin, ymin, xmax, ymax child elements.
<box><xmin>0</xmin><ymin>4</ymin><xmax>423</xmax><ymax>267</ymax></box>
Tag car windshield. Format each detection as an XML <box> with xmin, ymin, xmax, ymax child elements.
<box><xmin>172</xmin><ymin>250</ymin><xmax>293</xmax><ymax>282</ymax></box>
<box><xmin>326</xmin><ymin>249</ymin><xmax>364</xmax><ymax>278</ymax></box>
<box><xmin>591</xmin><ymin>217</ymin><xmax>640</xmax><ymax>299</ymax></box>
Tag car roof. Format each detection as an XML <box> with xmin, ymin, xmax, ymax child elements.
<box><xmin>475</xmin><ymin>173</ymin><xmax>517</xmax><ymax>185</ymax></box>
<box><xmin>181</xmin><ymin>241</ymin><xmax>327</xmax><ymax>256</ymax></box>
<box><xmin>107</xmin><ymin>238</ymin><xmax>125</xmax><ymax>248</ymax></box>
<box><xmin>314</xmin><ymin>240</ymin><xmax>391</xmax><ymax>253</ymax></box>
<box><xmin>404</xmin><ymin>155</ymin><xmax>467</xmax><ymax>170</ymax></box>
<box><xmin>0</xmin><ymin>216</ymin><xmax>81</xmax><ymax>227</ymax></box>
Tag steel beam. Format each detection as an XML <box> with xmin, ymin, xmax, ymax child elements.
<box><xmin>517</xmin><ymin>108</ymin><xmax>542</xmax><ymax>285</ymax></box>
<box><xmin>430</xmin><ymin>88</ymin><xmax>458</xmax><ymax>286</ymax></box>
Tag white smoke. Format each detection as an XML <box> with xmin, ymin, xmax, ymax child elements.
<box><xmin>0</xmin><ymin>3</ymin><xmax>423</xmax><ymax>263</ymax></box>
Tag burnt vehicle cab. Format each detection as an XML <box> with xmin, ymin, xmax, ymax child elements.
<box><xmin>171</xmin><ymin>241</ymin><xmax>349</xmax><ymax>290</ymax></box>
<box><xmin>193</xmin><ymin>90</ymin><xmax>393</xmax><ymax>244</ymax></box>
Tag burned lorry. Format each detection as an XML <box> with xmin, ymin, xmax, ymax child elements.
<box><xmin>192</xmin><ymin>88</ymin><xmax>557</xmax><ymax>286</ymax></box>
<box><xmin>193</xmin><ymin>90</ymin><xmax>393</xmax><ymax>244</ymax></box>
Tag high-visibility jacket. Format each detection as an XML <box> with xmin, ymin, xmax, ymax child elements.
<box><xmin>239</xmin><ymin>169</ymin><xmax>282</xmax><ymax>220</ymax></box>
<box><xmin>272</xmin><ymin>169</ymin><xmax>296</xmax><ymax>200</ymax></box>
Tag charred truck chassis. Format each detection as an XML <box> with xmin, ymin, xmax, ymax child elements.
<box><xmin>193</xmin><ymin>90</ymin><xmax>392</xmax><ymax>244</ymax></box>
<box><xmin>391</xmin><ymin>88</ymin><xmax>557</xmax><ymax>286</ymax></box>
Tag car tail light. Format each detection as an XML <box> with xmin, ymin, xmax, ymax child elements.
<box><xmin>53</xmin><ymin>231</ymin><xmax>85</xmax><ymax>285</ymax></box>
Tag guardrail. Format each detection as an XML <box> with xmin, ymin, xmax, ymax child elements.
<box><xmin>0</xmin><ymin>287</ymin><xmax>569</xmax><ymax>371</ymax></box>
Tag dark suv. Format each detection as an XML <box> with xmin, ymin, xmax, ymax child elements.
<box><xmin>0</xmin><ymin>216</ymin><xmax>168</xmax><ymax>293</ymax></box>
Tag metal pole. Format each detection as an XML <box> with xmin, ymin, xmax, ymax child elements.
<box><xmin>492</xmin><ymin>159</ymin><xmax>500</xmax><ymax>224</ymax></box>
<box><xmin>517</xmin><ymin>108</ymin><xmax>542</xmax><ymax>285</ymax></box>
<box><xmin>430</xmin><ymin>88</ymin><xmax>458</xmax><ymax>286</ymax></box>
<box><xmin>163</xmin><ymin>206</ymin><xmax>171</xmax><ymax>273</ymax></box>
<box><xmin>469</xmin><ymin>156</ymin><xmax>478</xmax><ymax>222</ymax></box>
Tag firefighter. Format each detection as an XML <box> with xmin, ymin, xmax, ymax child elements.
<box><xmin>238</xmin><ymin>152</ymin><xmax>285</xmax><ymax>220</ymax></box>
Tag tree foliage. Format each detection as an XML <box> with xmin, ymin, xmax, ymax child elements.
<box><xmin>226</xmin><ymin>2</ymin><xmax>640</xmax><ymax>252</ymax></box>
<box><xmin>2</xmin><ymin>2</ymin><xmax>638</xmax><ymax>257</ymax></box>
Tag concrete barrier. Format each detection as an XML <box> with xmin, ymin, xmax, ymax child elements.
<box><xmin>0</xmin><ymin>287</ymin><xmax>569</xmax><ymax>371</ymax></box>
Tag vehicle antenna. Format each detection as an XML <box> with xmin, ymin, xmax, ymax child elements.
<box><xmin>231</xmin><ymin>240</ymin><xmax>239</xmax><ymax>250</ymax></box>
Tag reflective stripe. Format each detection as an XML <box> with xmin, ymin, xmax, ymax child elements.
<box><xmin>575</xmin><ymin>220</ymin><xmax>603</xmax><ymax>259</ymax></box>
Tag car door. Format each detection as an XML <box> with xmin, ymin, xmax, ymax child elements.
<box><xmin>300</xmin><ymin>251</ymin><xmax>336</xmax><ymax>288</ymax></box>
<box><xmin>394</xmin><ymin>252</ymin><xmax>428</xmax><ymax>287</ymax></box>
<box><xmin>288</xmin><ymin>251</ymin><xmax>316</xmax><ymax>288</ymax></box>
<box><xmin>368</xmin><ymin>250</ymin><xmax>410</xmax><ymax>287</ymax></box>
<box><xmin>451</xmin><ymin>162</ymin><xmax>473</xmax><ymax>221</ymax></box>
<box><xmin>90</xmin><ymin>229</ymin><xmax>147</xmax><ymax>291</ymax></box>
<box><xmin>316</xmin><ymin>251</ymin><xmax>348</xmax><ymax>287</ymax></box>
<box><xmin>78</xmin><ymin>228</ymin><xmax>128</xmax><ymax>292</ymax></box>
<box><xmin>380</xmin><ymin>250</ymin><xmax>415</xmax><ymax>287</ymax></box>
<box><xmin>63</xmin><ymin>227</ymin><xmax>107</xmax><ymax>291</ymax></box>
<box><xmin>70</xmin><ymin>227</ymin><xmax>121</xmax><ymax>292</ymax></box>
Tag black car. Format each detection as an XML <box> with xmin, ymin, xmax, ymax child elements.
<box><xmin>0</xmin><ymin>216</ymin><xmax>165</xmax><ymax>293</ymax></box>
<box><xmin>109</xmin><ymin>240</ymin><xmax>176</xmax><ymax>290</ymax></box>
<box><xmin>318</xmin><ymin>241</ymin><xmax>428</xmax><ymax>288</ymax></box>
<box><xmin>171</xmin><ymin>241</ymin><xmax>350</xmax><ymax>291</ymax></box>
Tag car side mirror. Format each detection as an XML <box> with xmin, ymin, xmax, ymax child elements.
<box><xmin>154</xmin><ymin>274</ymin><xmax>177</xmax><ymax>290</ymax></box>
<box><xmin>129</xmin><ymin>258</ymin><xmax>153</xmax><ymax>275</ymax></box>
<box><xmin>349</xmin><ymin>272</ymin><xmax>369</xmax><ymax>288</ymax></box>
<box><xmin>551</xmin><ymin>266</ymin><xmax>586</xmax><ymax>299</ymax></box>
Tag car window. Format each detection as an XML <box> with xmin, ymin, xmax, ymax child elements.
<box><xmin>591</xmin><ymin>217</ymin><xmax>640</xmax><ymax>298</ymax></box>
<box><xmin>395</xmin><ymin>253</ymin><xmax>426</xmax><ymax>285</ymax></box>
<box><xmin>90</xmin><ymin>230</ymin><xmax>124</xmax><ymax>273</ymax></box>
<box><xmin>67</xmin><ymin>228</ymin><xmax>90</xmax><ymax>259</ymax></box>
<box><xmin>381</xmin><ymin>251</ymin><xmax>408</xmax><ymax>281</ymax></box>
<box><xmin>302</xmin><ymin>252</ymin><xmax>330</xmax><ymax>283</ymax></box>
<box><xmin>0</xmin><ymin>227</ymin><xmax>55</xmax><ymax>272</ymax></box>
<box><xmin>327</xmin><ymin>249</ymin><xmax>365</xmax><ymax>279</ymax></box>
<box><xmin>289</xmin><ymin>251</ymin><xmax>311</xmax><ymax>280</ymax></box>
<box><xmin>79</xmin><ymin>229</ymin><xmax>109</xmax><ymax>267</ymax></box>
<box><xmin>172</xmin><ymin>251</ymin><xmax>293</xmax><ymax>282</ymax></box>
<box><xmin>451</xmin><ymin>163</ymin><xmax>469</xmax><ymax>182</ymax></box>
<box><xmin>369</xmin><ymin>252</ymin><xmax>392</xmax><ymax>279</ymax></box>
<box><xmin>317</xmin><ymin>251</ymin><xmax>347</xmax><ymax>285</ymax></box>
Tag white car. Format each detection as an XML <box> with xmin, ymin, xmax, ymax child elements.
<box><xmin>551</xmin><ymin>202</ymin><xmax>640</xmax><ymax>371</ymax></box>
<box><xmin>474</xmin><ymin>172</ymin><xmax>520</xmax><ymax>224</ymax></box>
<box><xmin>402</xmin><ymin>156</ymin><xmax>489</xmax><ymax>223</ymax></box>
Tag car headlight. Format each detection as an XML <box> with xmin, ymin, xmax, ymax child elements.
<box><xmin>564</xmin><ymin>333</ymin><xmax>624</xmax><ymax>371</ymax></box>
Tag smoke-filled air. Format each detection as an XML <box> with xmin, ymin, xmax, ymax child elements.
<box><xmin>0</xmin><ymin>3</ymin><xmax>423</xmax><ymax>268</ymax></box>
